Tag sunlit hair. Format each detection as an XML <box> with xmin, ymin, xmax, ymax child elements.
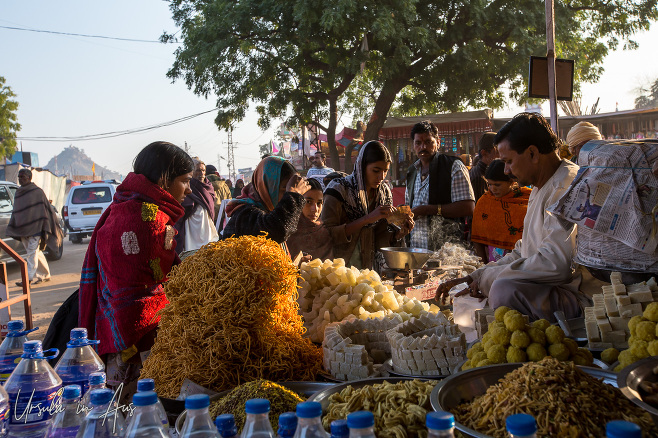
<box><xmin>133</xmin><ymin>141</ymin><xmax>194</xmax><ymax>186</ymax></box>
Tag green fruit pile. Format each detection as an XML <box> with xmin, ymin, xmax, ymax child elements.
<box><xmin>463</xmin><ymin>306</ymin><xmax>594</xmax><ymax>370</ymax></box>
<box><xmin>607</xmin><ymin>302</ymin><xmax>658</xmax><ymax>372</ymax></box>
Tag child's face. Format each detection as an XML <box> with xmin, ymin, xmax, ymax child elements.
<box><xmin>486</xmin><ymin>179</ymin><xmax>514</xmax><ymax>198</ymax></box>
<box><xmin>302</xmin><ymin>189</ymin><xmax>324</xmax><ymax>222</ymax></box>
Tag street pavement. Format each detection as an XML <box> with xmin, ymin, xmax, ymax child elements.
<box><xmin>4</xmin><ymin>239</ymin><xmax>90</xmax><ymax>341</ymax></box>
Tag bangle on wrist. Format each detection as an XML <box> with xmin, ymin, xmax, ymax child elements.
<box><xmin>437</xmin><ymin>204</ymin><xmax>442</xmax><ymax>216</ymax></box>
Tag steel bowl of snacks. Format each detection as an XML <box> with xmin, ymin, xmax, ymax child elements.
<box><xmin>430</xmin><ymin>357</ymin><xmax>657</xmax><ymax>437</ymax></box>
<box><xmin>617</xmin><ymin>356</ymin><xmax>658</xmax><ymax>424</ymax></box>
<box><xmin>380</xmin><ymin>247</ymin><xmax>434</xmax><ymax>271</ymax></box>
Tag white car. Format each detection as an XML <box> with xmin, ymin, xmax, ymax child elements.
<box><xmin>63</xmin><ymin>180</ymin><xmax>119</xmax><ymax>243</ymax></box>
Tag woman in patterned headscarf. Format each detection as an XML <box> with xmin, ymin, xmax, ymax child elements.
<box><xmin>322</xmin><ymin>141</ymin><xmax>414</xmax><ymax>271</ymax></box>
<box><xmin>223</xmin><ymin>156</ymin><xmax>310</xmax><ymax>246</ymax></box>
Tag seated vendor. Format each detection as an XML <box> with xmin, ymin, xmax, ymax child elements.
<box><xmin>438</xmin><ymin>113</ymin><xmax>589</xmax><ymax>321</ymax></box>
<box><xmin>287</xmin><ymin>178</ymin><xmax>333</xmax><ymax>261</ymax></box>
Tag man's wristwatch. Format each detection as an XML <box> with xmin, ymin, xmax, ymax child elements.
<box><xmin>437</xmin><ymin>204</ymin><xmax>442</xmax><ymax>216</ymax></box>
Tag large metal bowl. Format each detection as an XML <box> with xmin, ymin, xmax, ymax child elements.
<box><xmin>175</xmin><ymin>381</ymin><xmax>335</xmax><ymax>434</ymax></box>
<box><xmin>430</xmin><ymin>363</ymin><xmax>618</xmax><ymax>438</ymax></box>
<box><xmin>617</xmin><ymin>356</ymin><xmax>658</xmax><ymax>422</ymax></box>
<box><xmin>380</xmin><ymin>247</ymin><xmax>434</xmax><ymax>270</ymax></box>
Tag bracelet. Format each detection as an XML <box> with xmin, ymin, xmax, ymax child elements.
<box><xmin>437</xmin><ymin>204</ymin><xmax>442</xmax><ymax>216</ymax></box>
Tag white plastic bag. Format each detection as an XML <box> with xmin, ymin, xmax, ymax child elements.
<box><xmin>450</xmin><ymin>283</ymin><xmax>488</xmax><ymax>343</ymax></box>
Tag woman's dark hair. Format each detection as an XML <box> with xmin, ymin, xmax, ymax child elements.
<box><xmin>133</xmin><ymin>141</ymin><xmax>194</xmax><ymax>185</ymax></box>
<box><xmin>494</xmin><ymin>112</ymin><xmax>560</xmax><ymax>154</ymax></box>
<box><xmin>306</xmin><ymin>178</ymin><xmax>323</xmax><ymax>192</ymax></box>
<box><xmin>360</xmin><ymin>141</ymin><xmax>392</xmax><ymax>175</ymax></box>
<box><xmin>280</xmin><ymin>161</ymin><xmax>297</xmax><ymax>182</ymax></box>
<box><xmin>484</xmin><ymin>159</ymin><xmax>511</xmax><ymax>182</ymax></box>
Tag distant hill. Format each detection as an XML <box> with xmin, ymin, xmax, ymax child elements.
<box><xmin>43</xmin><ymin>146</ymin><xmax>123</xmax><ymax>181</ymax></box>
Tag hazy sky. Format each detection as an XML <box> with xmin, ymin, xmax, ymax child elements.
<box><xmin>2</xmin><ymin>1</ymin><xmax>657</xmax><ymax>177</ymax></box>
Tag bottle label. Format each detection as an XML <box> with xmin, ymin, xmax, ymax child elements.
<box><xmin>0</xmin><ymin>355</ymin><xmax>22</xmax><ymax>381</ymax></box>
<box><xmin>8</xmin><ymin>386</ymin><xmax>62</xmax><ymax>425</ymax></box>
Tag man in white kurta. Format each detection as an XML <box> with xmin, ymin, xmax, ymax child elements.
<box><xmin>438</xmin><ymin>113</ymin><xmax>586</xmax><ymax>321</ymax></box>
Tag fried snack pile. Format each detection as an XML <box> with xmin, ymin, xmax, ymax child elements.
<box><xmin>322</xmin><ymin>380</ymin><xmax>436</xmax><ymax>438</ymax></box>
<box><xmin>140</xmin><ymin>235</ymin><xmax>323</xmax><ymax>397</ymax></box>
<box><xmin>454</xmin><ymin>357</ymin><xmax>658</xmax><ymax>437</ymax></box>
<box><xmin>208</xmin><ymin>380</ymin><xmax>303</xmax><ymax>431</ymax></box>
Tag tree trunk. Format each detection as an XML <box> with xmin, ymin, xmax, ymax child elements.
<box><xmin>327</xmin><ymin>98</ymin><xmax>341</xmax><ymax>170</ymax></box>
<box><xmin>363</xmin><ymin>78</ymin><xmax>406</xmax><ymax>143</ymax></box>
<box><xmin>344</xmin><ymin>141</ymin><xmax>357</xmax><ymax>173</ymax></box>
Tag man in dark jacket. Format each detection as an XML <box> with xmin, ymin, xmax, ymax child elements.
<box><xmin>405</xmin><ymin>121</ymin><xmax>475</xmax><ymax>250</ymax></box>
<box><xmin>469</xmin><ymin>132</ymin><xmax>499</xmax><ymax>202</ymax></box>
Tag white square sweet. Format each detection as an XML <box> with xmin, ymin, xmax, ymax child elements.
<box><xmin>604</xmin><ymin>296</ymin><xmax>619</xmax><ymax>317</ymax></box>
<box><xmin>402</xmin><ymin>350</ymin><xmax>413</xmax><ymax>360</ymax></box>
<box><xmin>629</xmin><ymin>290</ymin><xmax>653</xmax><ymax>303</ymax></box>
<box><xmin>616</xmin><ymin>295</ymin><xmax>632</xmax><ymax>307</ymax></box>
<box><xmin>412</xmin><ymin>350</ymin><xmax>423</xmax><ymax>361</ymax></box>
<box><xmin>594</xmin><ymin>306</ymin><xmax>607</xmax><ymax>319</ymax></box>
<box><xmin>612</xmin><ymin>283</ymin><xmax>627</xmax><ymax>294</ymax></box>
<box><xmin>431</xmin><ymin>349</ymin><xmax>445</xmax><ymax>361</ymax></box>
<box><xmin>619</xmin><ymin>303</ymin><xmax>643</xmax><ymax>318</ymax></box>
<box><xmin>585</xmin><ymin>320</ymin><xmax>600</xmax><ymax>342</ymax></box>
<box><xmin>597</xmin><ymin>318</ymin><xmax>612</xmax><ymax>333</ymax></box>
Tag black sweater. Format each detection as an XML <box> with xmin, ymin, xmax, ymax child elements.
<box><xmin>222</xmin><ymin>192</ymin><xmax>306</xmax><ymax>243</ymax></box>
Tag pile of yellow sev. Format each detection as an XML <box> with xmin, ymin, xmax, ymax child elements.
<box><xmin>140</xmin><ymin>235</ymin><xmax>323</xmax><ymax>397</ymax></box>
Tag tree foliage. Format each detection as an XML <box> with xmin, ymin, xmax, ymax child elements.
<box><xmin>0</xmin><ymin>76</ymin><xmax>21</xmax><ymax>158</ymax></box>
<box><xmin>635</xmin><ymin>77</ymin><xmax>658</xmax><ymax>109</ymax></box>
<box><xmin>164</xmin><ymin>0</ymin><xmax>658</xmax><ymax>168</ymax></box>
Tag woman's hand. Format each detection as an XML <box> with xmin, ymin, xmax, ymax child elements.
<box><xmin>436</xmin><ymin>275</ymin><xmax>472</xmax><ymax>299</ymax></box>
<box><xmin>395</xmin><ymin>215</ymin><xmax>415</xmax><ymax>240</ymax></box>
<box><xmin>366</xmin><ymin>205</ymin><xmax>394</xmax><ymax>224</ymax></box>
<box><xmin>286</xmin><ymin>175</ymin><xmax>310</xmax><ymax>195</ymax></box>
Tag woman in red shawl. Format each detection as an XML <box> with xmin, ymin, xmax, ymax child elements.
<box><xmin>78</xmin><ymin>141</ymin><xmax>194</xmax><ymax>398</ymax></box>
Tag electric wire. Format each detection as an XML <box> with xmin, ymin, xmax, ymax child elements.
<box><xmin>0</xmin><ymin>24</ymin><xmax>179</xmax><ymax>44</ymax></box>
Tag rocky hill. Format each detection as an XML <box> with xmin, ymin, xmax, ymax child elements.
<box><xmin>43</xmin><ymin>145</ymin><xmax>122</xmax><ymax>180</ymax></box>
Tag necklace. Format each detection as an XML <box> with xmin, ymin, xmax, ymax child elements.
<box><xmin>420</xmin><ymin>167</ymin><xmax>430</xmax><ymax>181</ymax></box>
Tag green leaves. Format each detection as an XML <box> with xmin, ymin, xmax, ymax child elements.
<box><xmin>0</xmin><ymin>76</ymin><xmax>21</xmax><ymax>157</ymax></box>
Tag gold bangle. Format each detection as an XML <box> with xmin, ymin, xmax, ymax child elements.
<box><xmin>437</xmin><ymin>204</ymin><xmax>442</xmax><ymax>216</ymax></box>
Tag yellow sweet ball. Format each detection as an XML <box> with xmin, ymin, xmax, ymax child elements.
<box><xmin>476</xmin><ymin>358</ymin><xmax>493</xmax><ymax>367</ymax></box>
<box><xmin>494</xmin><ymin>306</ymin><xmax>511</xmax><ymax>322</ymax></box>
<box><xmin>506</xmin><ymin>346</ymin><xmax>527</xmax><ymax>363</ymax></box>
<box><xmin>466</xmin><ymin>342</ymin><xmax>484</xmax><ymax>360</ymax></box>
<box><xmin>490</xmin><ymin>325</ymin><xmax>512</xmax><ymax>346</ymax></box>
<box><xmin>482</xmin><ymin>332</ymin><xmax>492</xmax><ymax>345</ymax></box>
<box><xmin>572</xmin><ymin>348</ymin><xmax>594</xmax><ymax>366</ymax></box>
<box><xmin>618</xmin><ymin>349</ymin><xmax>639</xmax><ymax>368</ymax></box>
<box><xmin>614</xmin><ymin>364</ymin><xmax>624</xmax><ymax>373</ymax></box>
<box><xmin>630</xmin><ymin>340</ymin><xmax>650</xmax><ymax>359</ymax></box>
<box><xmin>527</xmin><ymin>327</ymin><xmax>547</xmax><ymax>345</ymax></box>
<box><xmin>628</xmin><ymin>315</ymin><xmax>647</xmax><ymax>337</ymax></box>
<box><xmin>510</xmin><ymin>330</ymin><xmax>531</xmax><ymax>349</ymax></box>
<box><xmin>526</xmin><ymin>343</ymin><xmax>548</xmax><ymax>362</ymax></box>
<box><xmin>647</xmin><ymin>340</ymin><xmax>658</xmax><ymax>357</ymax></box>
<box><xmin>548</xmin><ymin>342</ymin><xmax>570</xmax><ymax>361</ymax></box>
<box><xmin>644</xmin><ymin>302</ymin><xmax>658</xmax><ymax>323</ymax></box>
<box><xmin>635</xmin><ymin>321</ymin><xmax>657</xmax><ymax>342</ymax></box>
<box><xmin>532</xmin><ymin>319</ymin><xmax>551</xmax><ymax>332</ymax></box>
<box><xmin>472</xmin><ymin>351</ymin><xmax>488</xmax><ymax>365</ymax></box>
<box><xmin>486</xmin><ymin>344</ymin><xmax>507</xmax><ymax>364</ymax></box>
<box><xmin>562</xmin><ymin>338</ymin><xmax>579</xmax><ymax>357</ymax></box>
<box><xmin>462</xmin><ymin>360</ymin><xmax>473</xmax><ymax>370</ymax></box>
<box><xmin>483</xmin><ymin>338</ymin><xmax>496</xmax><ymax>353</ymax></box>
<box><xmin>545</xmin><ymin>325</ymin><xmax>566</xmax><ymax>345</ymax></box>
<box><xmin>504</xmin><ymin>311</ymin><xmax>526</xmax><ymax>332</ymax></box>
<box><xmin>601</xmin><ymin>348</ymin><xmax>620</xmax><ymax>364</ymax></box>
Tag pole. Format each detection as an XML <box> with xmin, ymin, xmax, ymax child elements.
<box><xmin>545</xmin><ymin>0</ymin><xmax>559</xmax><ymax>133</ymax></box>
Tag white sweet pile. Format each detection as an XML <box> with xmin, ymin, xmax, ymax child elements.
<box><xmin>322</xmin><ymin>315</ymin><xmax>403</xmax><ymax>381</ymax></box>
<box><xmin>431</xmin><ymin>242</ymin><xmax>483</xmax><ymax>276</ymax></box>
<box><xmin>585</xmin><ymin>272</ymin><xmax>658</xmax><ymax>349</ymax></box>
<box><xmin>299</xmin><ymin>258</ymin><xmax>442</xmax><ymax>343</ymax></box>
<box><xmin>386</xmin><ymin>312</ymin><xmax>465</xmax><ymax>376</ymax></box>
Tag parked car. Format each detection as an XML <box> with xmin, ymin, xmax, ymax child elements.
<box><xmin>63</xmin><ymin>180</ymin><xmax>120</xmax><ymax>243</ymax></box>
<box><xmin>0</xmin><ymin>180</ymin><xmax>65</xmax><ymax>261</ymax></box>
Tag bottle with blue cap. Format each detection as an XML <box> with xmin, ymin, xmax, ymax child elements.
<box><xmin>293</xmin><ymin>402</ymin><xmax>328</xmax><ymax>438</ymax></box>
<box><xmin>131</xmin><ymin>378</ymin><xmax>169</xmax><ymax>429</ymax></box>
<box><xmin>124</xmin><ymin>391</ymin><xmax>168</xmax><ymax>438</ymax></box>
<box><xmin>346</xmin><ymin>411</ymin><xmax>375</xmax><ymax>438</ymax></box>
<box><xmin>606</xmin><ymin>420</ymin><xmax>642</xmax><ymax>438</ymax></box>
<box><xmin>0</xmin><ymin>320</ymin><xmax>38</xmax><ymax>382</ymax></box>
<box><xmin>180</xmin><ymin>394</ymin><xmax>220</xmax><ymax>437</ymax></box>
<box><xmin>4</xmin><ymin>339</ymin><xmax>61</xmax><ymax>438</ymax></box>
<box><xmin>54</xmin><ymin>328</ymin><xmax>104</xmax><ymax>394</ymax></box>
<box><xmin>426</xmin><ymin>411</ymin><xmax>455</xmax><ymax>437</ymax></box>
<box><xmin>240</xmin><ymin>398</ymin><xmax>275</xmax><ymax>438</ymax></box>
<box><xmin>277</xmin><ymin>412</ymin><xmax>297</xmax><ymax>438</ymax></box>
<box><xmin>329</xmin><ymin>420</ymin><xmax>348</xmax><ymax>438</ymax></box>
<box><xmin>505</xmin><ymin>414</ymin><xmax>537</xmax><ymax>438</ymax></box>
<box><xmin>44</xmin><ymin>385</ymin><xmax>83</xmax><ymax>437</ymax></box>
<box><xmin>0</xmin><ymin>383</ymin><xmax>9</xmax><ymax>438</ymax></box>
<box><xmin>75</xmin><ymin>388</ymin><xmax>126</xmax><ymax>437</ymax></box>
<box><xmin>79</xmin><ymin>372</ymin><xmax>107</xmax><ymax>410</ymax></box>
<box><xmin>215</xmin><ymin>414</ymin><xmax>238</xmax><ymax>438</ymax></box>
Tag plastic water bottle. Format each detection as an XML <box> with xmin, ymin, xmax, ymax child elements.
<box><xmin>215</xmin><ymin>414</ymin><xmax>238</xmax><ymax>438</ymax></box>
<box><xmin>45</xmin><ymin>385</ymin><xmax>83</xmax><ymax>437</ymax></box>
<box><xmin>277</xmin><ymin>412</ymin><xmax>297</xmax><ymax>438</ymax></box>
<box><xmin>293</xmin><ymin>402</ymin><xmax>327</xmax><ymax>438</ymax></box>
<box><xmin>79</xmin><ymin>372</ymin><xmax>107</xmax><ymax>410</ymax></box>
<box><xmin>4</xmin><ymin>340</ymin><xmax>61</xmax><ymax>438</ymax></box>
<box><xmin>427</xmin><ymin>411</ymin><xmax>455</xmax><ymax>437</ymax></box>
<box><xmin>75</xmin><ymin>388</ymin><xmax>126</xmax><ymax>437</ymax></box>
<box><xmin>180</xmin><ymin>394</ymin><xmax>220</xmax><ymax>437</ymax></box>
<box><xmin>506</xmin><ymin>414</ymin><xmax>537</xmax><ymax>438</ymax></box>
<box><xmin>124</xmin><ymin>391</ymin><xmax>168</xmax><ymax>438</ymax></box>
<box><xmin>606</xmin><ymin>420</ymin><xmax>641</xmax><ymax>438</ymax></box>
<box><xmin>0</xmin><ymin>320</ymin><xmax>38</xmax><ymax>382</ymax></box>
<box><xmin>240</xmin><ymin>398</ymin><xmax>275</xmax><ymax>438</ymax></box>
<box><xmin>132</xmin><ymin>378</ymin><xmax>168</xmax><ymax>429</ymax></box>
<box><xmin>0</xmin><ymin>383</ymin><xmax>10</xmax><ymax>438</ymax></box>
<box><xmin>54</xmin><ymin>328</ymin><xmax>104</xmax><ymax>394</ymax></box>
<box><xmin>329</xmin><ymin>420</ymin><xmax>348</xmax><ymax>438</ymax></box>
<box><xmin>346</xmin><ymin>412</ymin><xmax>375</xmax><ymax>438</ymax></box>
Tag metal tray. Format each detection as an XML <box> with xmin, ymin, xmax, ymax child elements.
<box><xmin>175</xmin><ymin>381</ymin><xmax>335</xmax><ymax>434</ymax></box>
<box><xmin>430</xmin><ymin>363</ymin><xmax>617</xmax><ymax>438</ymax></box>
<box><xmin>617</xmin><ymin>357</ymin><xmax>658</xmax><ymax>422</ymax></box>
<box><xmin>454</xmin><ymin>356</ymin><xmax>609</xmax><ymax>373</ymax></box>
<box><xmin>381</xmin><ymin>358</ymin><xmax>448</xmax><ymax>380</ymax></box>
